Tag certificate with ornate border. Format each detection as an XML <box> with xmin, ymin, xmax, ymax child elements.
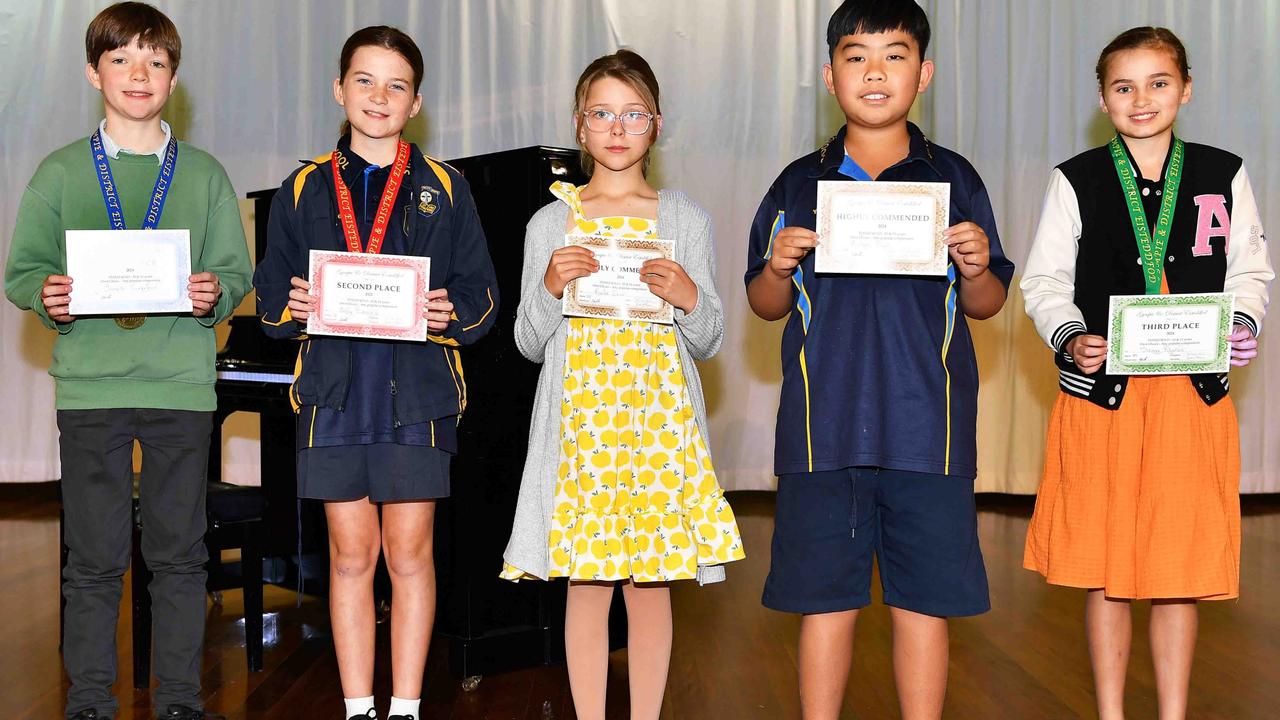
<box><xmin>65</xmin><ymin>229</ymin><xmax>193</xmax><ymax>315</ymax></box>
<box><xmin>815</xmin><ymin>180</ymin><xmax>950</xmax><ymax>276</ymax></box>
<box><xmin>1105</xmin><ymin>292</ymin><xmax>1234</xmax><ymax>375</ymax></box>
<box><xmin>308</xmin><ymin>249</ymin><xmax>430</xmax><ymax>341</ymax></box>
<box><xmin>562</xmin><ymin>234</ymin><xmax>675</xmax><ymax>325</ymax></box>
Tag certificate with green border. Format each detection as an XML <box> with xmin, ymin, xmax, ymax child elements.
<box><xmin>1105</xmin><ymin>293</ymin><xmax>1234</xmax><ymax>375</ymax></box>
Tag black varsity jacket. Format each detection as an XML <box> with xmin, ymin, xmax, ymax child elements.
<box><xmin>1021</xmin><ymin>139</ymin><xmax>1272</xmax><ymax>409</ymax></box>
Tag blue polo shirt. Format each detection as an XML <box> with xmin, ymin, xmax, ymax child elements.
<box><xmin>744</xmin><ymin>123</ymin><xmax>1014</xmax><ymax>479</ymax></box>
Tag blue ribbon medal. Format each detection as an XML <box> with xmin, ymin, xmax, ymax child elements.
<box><xmin>87</xmin><ymin>129</ymin><xmax>179</xmax><ymax>328</ymax></box>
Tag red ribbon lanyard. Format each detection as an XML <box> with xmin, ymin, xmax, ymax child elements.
<box><xmin>331</xmin><ymin>140</ymin><xmax>411</xmax><ymax>254</ymax></box>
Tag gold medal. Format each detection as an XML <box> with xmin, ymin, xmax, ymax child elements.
<box><xmin>115</xmin><ymin>315</ymin><xmax>146</xmax><ymax>330</ymax></box>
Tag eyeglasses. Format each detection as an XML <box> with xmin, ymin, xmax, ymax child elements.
<box><xmin>581</xmin><ymin>108</ymin><xmax>655</xmax><ymax>135</ymax></box>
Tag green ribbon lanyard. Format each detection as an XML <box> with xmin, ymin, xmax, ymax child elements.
<box><xmin>1108</xmin><ymin>135</ymin><xmax>1185</xmax><ymax>295</ymax></box>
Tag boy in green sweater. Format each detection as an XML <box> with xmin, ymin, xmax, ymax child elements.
<box><xmin>4</xmin><ymin>3</ymin><xmax>250</xmax><ymax>718</ymax></box>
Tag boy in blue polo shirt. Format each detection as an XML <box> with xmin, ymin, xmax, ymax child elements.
<box><xmin>745</xmin><ymin>1</ymin><xmax>1014</xmax><ymax>717</ymax></box>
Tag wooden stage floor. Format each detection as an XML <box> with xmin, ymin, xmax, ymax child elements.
<box><xmin>3</xmin><ymin>485</ymin><xmax>1278</xmax><ymax>719</ymax></box>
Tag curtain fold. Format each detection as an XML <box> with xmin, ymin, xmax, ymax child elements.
<box><xmin>924</xmin><ymin>0</ymin><xmax>1279</xmax><ymax>493</ymax></box>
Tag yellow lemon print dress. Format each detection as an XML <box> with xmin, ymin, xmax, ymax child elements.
<box><xmin>506</xmin><ymin>182</ymin><xmax>743</xmax><ymax>583</ymax></box>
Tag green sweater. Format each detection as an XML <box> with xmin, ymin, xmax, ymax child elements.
<box><xmin>4</xmin><ymin>136</ymin><xmax>251</xmax><ymax>411</ymax></box>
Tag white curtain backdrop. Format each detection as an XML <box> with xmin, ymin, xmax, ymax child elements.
<box><xmin>1</xmin><ymin>1</ymin><xmax>1276</xmax><ymax>493</ymax></box>
<box><xmin>922</xmin><ymin>0</ymin><xmax>1280</xmax><ymax>493</ymax></box>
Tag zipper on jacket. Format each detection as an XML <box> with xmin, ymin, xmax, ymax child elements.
<box><xmin>390</xmin><ymin>378</ymin><xmax>401</xmax><ymax>428</ymax></box>
<box><xmin>389</xmin><ymin>348</ymin><xmax>399</xmax><ymax>425</ymax></box>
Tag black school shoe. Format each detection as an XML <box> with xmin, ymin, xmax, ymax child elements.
<box><xmin>159</xmin><ymin>706</ymin><xmax>225</xmax><ymax>720</ymax></box>
<box><xmin>387</xmin><ymin>716</ymin><xmax>415</xmax><ymax>720</ymax></box>
<box><xmin>69</xmin><ymin>711</ymin><xmax>104</xmax><ymax>720</ymax></box>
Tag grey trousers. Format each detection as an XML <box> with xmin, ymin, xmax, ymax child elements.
<box><xmin>58</xmin><ymin>409</ymin><xmax>212</xmax><ymax>718</ymax></box>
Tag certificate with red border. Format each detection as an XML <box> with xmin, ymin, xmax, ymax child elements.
<box><xmin>307</xmin><ymin>249</ymin><xmax>430</xmax><ymax>341</ymax></box>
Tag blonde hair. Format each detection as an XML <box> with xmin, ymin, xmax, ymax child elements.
<box><xmin>572</xmin><ymin>49</ymin><xmax>662</xmax><ymax>176</ymax></box>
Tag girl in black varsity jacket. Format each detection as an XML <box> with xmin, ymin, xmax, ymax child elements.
<box><xmin>1020</xmin><ymin>28</ymin><xmax>1272</xmax><ymax>719</ymax></box>
<box><xmin>251</xmin><ymin>27</ymin><xmax>496</xmax><ymax>720</ymax></box>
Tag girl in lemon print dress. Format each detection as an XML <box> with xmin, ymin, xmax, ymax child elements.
<box><xmin>501</xmin><ymin>49</ymin><xmax>743</xmax><ymax>720</ymax></box>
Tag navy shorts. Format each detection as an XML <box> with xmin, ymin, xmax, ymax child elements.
<box><xmin>763</xmin><ymin>466</ymin><xmax>989</xmax><ymax>617</ymax></box>
<box><xmin>297</xmin><ymin>443</ymin><xmax>451</xmax><ymax>502</ymax></box>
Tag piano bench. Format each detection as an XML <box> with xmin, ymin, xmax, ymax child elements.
<box><xmin>207</xmin><ymin>480</ymin><xmax>266</xmax><ymax>523</ymax></box>
<box><xmin>204</xmin><ymin>481</ymin><xmax>267</xmax><ymax>672</ymax></box>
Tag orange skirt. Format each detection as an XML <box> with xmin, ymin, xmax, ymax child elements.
<box><xmin>1023</xmin><ymin>375</ymin><xmax>1240</xmax><ymax>600</ymax></box>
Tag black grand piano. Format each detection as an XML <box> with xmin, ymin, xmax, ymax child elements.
<box><xmin>214</xmin><ymin>146</ymin><xmax>624</xmax><ymax>681</ymax></box>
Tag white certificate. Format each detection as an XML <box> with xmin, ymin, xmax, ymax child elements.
<box><xmin>562</xmin><ymin>235</ymin><xmax>675</xmax><ymax>325</ymax></box>
<box><xmin>1105</xmin><ymin>293</ymin><xmax>1235</xmax><ymax>375</ymax></box>
<box><xmin>65</xmin><ymin>229</ymin><xmax>193</xmax><ymax>315</ymax></box>
<box><xmin>308</xmin><ymin>250</ymin><xmax>430</xmax><ymax>341</ymax></box>
<box><xmin>815</xmin><ymin>180</ymin><xmax>950</xmax><ymax>276</ymax></box>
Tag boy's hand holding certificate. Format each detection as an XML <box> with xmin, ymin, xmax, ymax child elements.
<box><xmin>1105</xmin><ymin>293</ymin><xmax>1235</xmax><ymax>375</ymax></box>
<box><xmin>815</xmin><ymin>180</ymin><xmax>951</xmax><ymax>276</ymax></box>
<box><xmin>65</xmin><ymin>229</ymin><xmax>194</xmax><ymax>316</ymax></box>
<box><xmin>307</xmin><ymin>249</ymin><xmax>430</xmax><ymax>341</ymax></box>
<box><xmin>562</xmin><ymin>234</ymin><xmax>676</xmax><ymax>325</ymax></box>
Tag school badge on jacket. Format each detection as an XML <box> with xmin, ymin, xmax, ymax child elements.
<box><xmin>418</xmin><ymin>185</ymin><xmax>438</xmax><ymax>216</ymax></box>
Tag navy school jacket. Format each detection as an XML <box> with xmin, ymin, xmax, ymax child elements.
<box><xmin>253</xmin><ymin>143</ymin><xmax>498</xmax><ymax>425</ymax></box>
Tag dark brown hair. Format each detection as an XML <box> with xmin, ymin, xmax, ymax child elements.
<box><xmin>337</xmin><ymin>26</ymin><xmax>424</xmax><ymax>136</ymax></box>
<box><xmin>85</xmin><ymin>2</ymin><xmax>181</xmax><ymax>71</ymax></box>
<box><xmin>573</xmin><ymin>49</ymin><xmax>662</xmax><ymax>177</ymax></box>
<box><xmin>339</xmin><ymin>25</ymin><xmax>425</xmax><ymax>92</ymax></box>
<box><xmin>1096</xmin><ymin>26</ymin><xmax>1191</xmax><ymax>86</ymax></box>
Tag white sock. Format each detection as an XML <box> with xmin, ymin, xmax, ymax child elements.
<box><xmin>389</xmin><ymin>696</ymin><xmax>420</xmax><ymax>718</ymax></box>
<box><xmin>344</xmin><ymin>696</ymin><xmax>376</xmax><ymax>718</ymax></box>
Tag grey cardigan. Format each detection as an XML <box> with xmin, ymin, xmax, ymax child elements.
<box><xmin>500</xmin><ymin>189</ymin><xmax>725</xmax><ymax>580</ymax></box>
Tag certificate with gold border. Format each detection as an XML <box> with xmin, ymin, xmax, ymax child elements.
<box><xmin>562</xmin><ymin>234</ymin><xmax>675</xmax><ymax>325</ymax></box>
<box><xmin>815</xmin><ymin>180</ymin><xmax>950</xmax><ymax>276</ymax></box>
<box><xmin>1105</xmin><ymin>292</ymin><xmax>1234</xmax><ymax>375</ymax></box>
<box><xmin>308</xmin><ymin>249</ymin><xmax>430</xmax><ymax>341</ymax></box>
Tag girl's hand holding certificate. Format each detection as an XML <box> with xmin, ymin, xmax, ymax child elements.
<box><xmin>552</xmin><ymin>239</ymin><xmax>688</xmax><ymax>323</ymax></box>
<box><xmin>544</xmin><ymin>245</ymin><xmax>600</xmax><ymax>299</ymax></box>
<box><xmin>1066</xmin><ymin>334</ymin><xmax>1109</xmax><ymax>375</ymax></box>
<box><xmin>423</xmin><ymin>288</ymin><xmax>453</xmax><ymax>334</ymax></box>
<box><xmin>287</xmin><ymin>276</ymin><xmax>317</xmax><ymax>324</ymax></box>
<box><xmin>639</xmin><ymin>258</ymin><xmax>697</xmax><ymax>314</ymax></box>
<box><xmin>1072</xmin><ymin>322</ymin><xmax>1255</xmax><ymax>374</ymax></box>
<box><xmin>287</xmin><ymin>275</ymin><xmax>451</xmax><ymax>335</ymax></box>
<box><xmin>1229</xmin><ymin>324</ymin><xmax>1259</xmax><ymax>367</ymax></box>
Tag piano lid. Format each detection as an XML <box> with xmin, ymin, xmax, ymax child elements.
<box><xmin>216</xmin><ymin>315</ymin><xmax>298</xmax><ymax>374</ymax></box>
